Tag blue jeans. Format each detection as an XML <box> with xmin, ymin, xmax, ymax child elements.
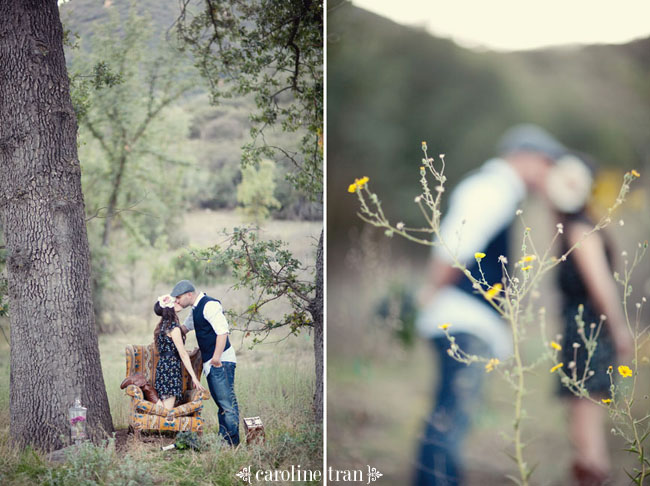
<box><xmin>206</xmin><ymin>362</ymin><xmax>240</xmax><ymax>446</ymax></box>
<box><xmin>414</xmin><ymin>333</ymin><xmax>490</xmax><ymax>486</ymax></box>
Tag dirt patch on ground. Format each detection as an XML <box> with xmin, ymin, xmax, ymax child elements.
<box><xmin>114</xmin><ymin>428</ymin><xmax>176</xmax><ymax>455</ymax></box>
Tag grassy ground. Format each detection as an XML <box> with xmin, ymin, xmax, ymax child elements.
<box><xmin>0</xmin><ymin>210</ymin><xmax>322</xmax><ymax>486</ymax></box>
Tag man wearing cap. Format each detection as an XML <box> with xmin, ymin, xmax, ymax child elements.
<box><xmin>414</xmin><ymin>124</ymin><xmax>566</xmax><ymax>485</ymax></box>
<box><xmin>171</xmin><ymin>279</ymin><xmax>240</xmax><ymax>446</ymax></box>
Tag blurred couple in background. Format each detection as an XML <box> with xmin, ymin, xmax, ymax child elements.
<box><xmin>415</xmin><ymin>124</ymin><xmax>633</xmax><ymax>486</ymax></box>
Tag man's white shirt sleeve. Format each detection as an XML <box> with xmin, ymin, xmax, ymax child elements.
<box><xmin>203</xmin><ymin>301</ymin><xmax>230</xmax><ymax>335</ymax></box>
<box><xmin>182</xmin><ymin>312</ymin><xmax>194</xmax><ymax>331</ymax></box>
<box><xmin>434</xmin><ymin>159</ymin><xmax>525</xmax><ymax>264</ymax></box>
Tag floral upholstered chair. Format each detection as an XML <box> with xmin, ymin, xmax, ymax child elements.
<box><xmin>124</xmin><ymin>343</ymin><xmax>210</xmax><ymax>436</ymax></box>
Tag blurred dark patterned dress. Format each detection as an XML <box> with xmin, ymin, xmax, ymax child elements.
<box><xmin>557</xmin><ymin>214</ymin><xmax>616</xmax><ymax>398</ymax></box>
<box><xmin>154</xmin><ymin>317</ymin><xmax>183</xmax><ymax>402</ymax></box>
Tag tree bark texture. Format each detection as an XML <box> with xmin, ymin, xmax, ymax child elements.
<box><xmin>310</xmin><ymin>230</ymin><xmax>323</xmax><ymax>422</ymax></box>
<box><xmin>0</xmin><ymin>0</ymin><xmax>114</xmax><ymax>451</ymax></box>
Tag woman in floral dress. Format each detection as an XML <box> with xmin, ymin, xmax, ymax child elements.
<box><xmin>547</xmin><ymin>154</ymin><xmax>633</xmax><ymax>485</ymax></box>
<box><xmin>153</xmin><ymin>295</ymin><xmax>206</xmax><ymax>410</ymax></box>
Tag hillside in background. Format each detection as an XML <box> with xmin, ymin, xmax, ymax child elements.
<box><xmin>59</xmin><ymin>0</ymin><xmax>320</xmax><ymax>220</ymax></box>
<box><xmin>328</xmin><ymin>2</ymin><xmax>650</xmax><ymax>239</ymax></box>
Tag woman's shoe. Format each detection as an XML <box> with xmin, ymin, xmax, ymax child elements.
<box><xmin>572</xmin><ymin>460</ymin><xmax>609</xmax><ymax>486</ymax></box>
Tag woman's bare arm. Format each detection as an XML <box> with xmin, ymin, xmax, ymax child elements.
<box><xmin>168</xmin><ymin>327</ymin><xmax>205</xmax><ymax>389</ymax></box>
<box><xmin>567</xmin><ymin>222</ymin><xmax>633</xmax><ymax>358</ymax></box>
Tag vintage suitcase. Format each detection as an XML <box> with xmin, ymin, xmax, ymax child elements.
<box><xmin>243</xmin><ymin>416</ymin><xmax>265</xmax><ymax>444</ymax></box>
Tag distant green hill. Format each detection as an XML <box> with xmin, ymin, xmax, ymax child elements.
<box><xmin>327</xmin><ymin>2</ymin><xmax>650</xmax><ymax>237</ymax></box>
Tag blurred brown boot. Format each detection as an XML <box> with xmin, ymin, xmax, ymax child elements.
<box><xmin>572</xmin><ymin>460</ymin><xmax>609</xmax><ymax>486</ymax></box>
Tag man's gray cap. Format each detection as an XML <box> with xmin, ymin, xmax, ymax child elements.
<box><xmin>497</xmin><ymin>124</ymin><xmax>567</xmax><ymax>160</ymax></box>
<box><xmin>170</xmin><ymin>280</ymin><xmax>196</xmax><ymax>297</ymax></box>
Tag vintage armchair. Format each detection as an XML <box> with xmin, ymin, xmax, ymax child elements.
<box><xmin>124</xmin><ymin>343</ymin><xmax>210</xmax><ymax>436</ymax></box>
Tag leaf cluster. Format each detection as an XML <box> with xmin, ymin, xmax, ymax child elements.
<box><xmin>201</xmin><ymin>226</ymin><xmax>316</xmax><ymax>345</ymax></box>
<box><xmin>175</xmin><ymin>0</ymin><xmax>323</xmax><ymax>199</ymax></box>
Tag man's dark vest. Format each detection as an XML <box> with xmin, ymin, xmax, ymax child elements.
<box><xmin>453</xmin><ymin>225</ymin><xmax>509</xmax><ymax>310</ymax></box>
<box><xmin>193</xmin><ymin>295</ymin><xmax>231</xmax><ymax>361</ymax></box>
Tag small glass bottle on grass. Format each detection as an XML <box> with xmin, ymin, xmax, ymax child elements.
<box><xmin>69</xmin><ymin>397</ymin><xmax>87</xmax><ymax>445</ymax></box>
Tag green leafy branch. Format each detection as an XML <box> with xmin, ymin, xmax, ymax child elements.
<box><xmin>194</xmin><ymin>226</ymin><xmax>315</xmax><ymax>347</ymax></box>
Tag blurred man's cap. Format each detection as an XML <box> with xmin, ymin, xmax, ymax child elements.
<box><xmin>497</xmin><ymin>124</ymin><xmax>567</xmax><ymax>160</ymax></box>
<box><xmin>171</xmin><ymin>279</ymin><xmax>195</xmax><ymax>297</ymax></box>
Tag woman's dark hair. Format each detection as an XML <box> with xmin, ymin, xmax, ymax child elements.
<box><xmin>153</xmin><ymin>302</ymin><xmax>182</xmax><ymax>351</ymax></box>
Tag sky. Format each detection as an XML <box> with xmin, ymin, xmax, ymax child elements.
<box><xmin>352</xmin><ymin>0</ymin><xmax>650</xmax><ymax>51</ymax></box>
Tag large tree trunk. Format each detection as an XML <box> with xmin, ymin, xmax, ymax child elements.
<box><xmin>0</xmin><ymin>0</ymin><xmax>114</xmax><ymax>451</ymax></box>
<box><xmin>311</xmin><ymin>230</ymin><xmax>324</xmax><ymax>422</ymax></box>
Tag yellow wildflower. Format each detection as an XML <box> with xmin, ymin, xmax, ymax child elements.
<box><xmin>521</xmin><ymin>265</ymin><xmax>533</xmax><ymax>271</ymax></box>
<box><xmin>525</xmin><ymin>227</ymin><xmax>531</xmax><ymax>232</ymax></box>
<box><xmin>438</xmin><ymin>323</ymin><xmax>451</xmax><ymax>331</ymax></box>
<box><xmin>550</xmin><ymin>362</ymin><xmax>563</xmax><ymax>373</ymax></box>
<box><xmin>485</xmin><ymin>358</ymin><xmax>499</xmax><ymax>373</ymax></box>
<box><xmin>601</xmin><ymin>398</ymin><xmax>612</xmax><ymax>404</ymax></box>
<box><xmin>521</xmin><ymin>255</ymin><xmax>537</xmax><ymax>263</ymax></box>
<box><xmin>550</xmin><ymin>341</ymin><xmax>562</xmax><ymax>351</ymax></box>
<box><xmin>474</xmin><ymin>252</ymin><xmax>486</xmax><ymax>260</ymax></box>
<box><xmin>348</xmin><ymin>176</ymin><xmax>370</xmax><ymax>193</ymax></box>
<box><xmin>631</xmin><ymin>169</ymin><xmax>640</xmax><ymax>177</ymax></box>
<box><xmin>356</xmin><ymin>176</ymin><xmax>369</xmax><ymax>189</ymax></box>
<box><xmin>618</xmin><ymin>365</ymin><xmax>633</xmax><ymax>378</ymax></box>
<box><xmin>485</xmin><ymin>283</ymin><xmax>503</xmax><ymax>301</ymax></box>
<box><xmin>607</xmin><ymin>365</ymin><xmax>613</xmax><ymax>374</ymax></box>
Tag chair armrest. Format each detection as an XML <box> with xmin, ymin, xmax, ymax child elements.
<box><xmin>124</xmin><ymin>384</ymin><xmax>144</xmax><ymax>400</ymax></box>
<box><xmin>169</xmin><ymin>398</ymin><xmax>204</xmax><ymax>418</ymax></box>
<box><xmin>135</xmin><ymin>399</ymin><xmax>169</xmax><ymax>417</ymax></box>
<box><xmin>184</xmin><ymin>389</ymin><xmax>210</xmax><ymax>403</ymax></box>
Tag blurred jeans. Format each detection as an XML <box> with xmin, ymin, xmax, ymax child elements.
<box><xmin>414</xmin><ymin>333</ymin><xmax>490</xmax><ymax>486</ymax></box>
<box><xmin>206</xmin><ymin>362</ymin><xmax>240</xmax><ymax>446</ymax></box>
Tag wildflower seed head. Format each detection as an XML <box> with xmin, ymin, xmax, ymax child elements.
<box><xmin>621</xmin><ymin>251</ymin><xmax>627</xmax><ymax>257</ymax></box>
<box><xmin>588</xmin><ymin>370</ymin><xmax>595</xmax><ymax>376</ymax></box>
<box><xmin>556</xmin><ymin>223</ymin><xmax>564</xmax><ymax>234</ymax></box>
<box><xmin>516</xmin><ymin>209</ymin><xmax>523</xmax><ymax>216</ymax></box>
<box><xmin>600</xmin><ymin>314</ymin><xmax>606</xmax><ymax>321</ymax></box>
<box><xmin>636</xmin><ymin>303</ymin><xmax>642</xmax><ymax>309</ymax></box>
<box><xmin>414</xmin><ymin>196</ymin><xmax>422</xmax><ymax>203</ymax></box>
<box><xmin>619</xmin><ymin>219</ymin><xmax>625</xmax><ymax>226</ymax></box>
<box><xmin>560</xmin><ymin>255</ymin><xmax>567</xmax><ymax>262</ymax></box>
<box><xmin>590</xmin><ymin>323</ymin><xmax>596</xmax><ymax>329</ymax></box>
<box><xmin>568</xmin><ymin>361</ymin><xmax>576</xmax><ymax>369</ymax></box>
<box><xmin>396</xmin><ymin>222</ymin><xmax>405</xmax><ymax>231</ymax></box>
<box><xmin>435</xmin><ymin>185</ymin><xmax>445</xmax><ymax>192</ymax></box>
<box><xmin>643</xmin><ymin>297</ymin><xmax>647</xmax><ymax>303</ymax></box>
<box><xmin>572</xmin><ymin>342</ymin><xmax>581</xmax><ymax>349</ymax></box>
<box><xmin>498</xmin><ymin>255</ymin><xmax>508</xmax><ymax>264</ymax></box>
